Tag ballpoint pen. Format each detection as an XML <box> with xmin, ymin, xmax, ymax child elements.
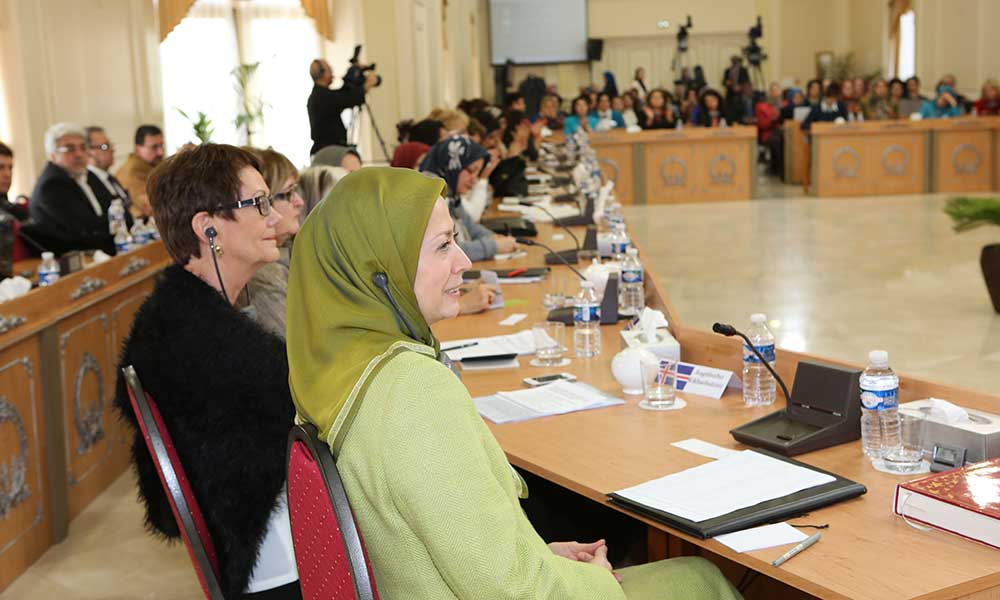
<box><xmin>772</xmin><ymin>532</ymin><xmax>821</xmax><ymax>567</ymax></box>
<box><xmin>441</xmin><ymin>341</ymin><xmax>479</xmax><ymax>352</ymax></box>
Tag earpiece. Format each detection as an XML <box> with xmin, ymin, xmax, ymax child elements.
<box><xmin>205</xmin><ymin>226</ymin><xmax>217</xmax><ymax>239</ymax></box>
<box><xmin>372</xmin><ymin>272</ymin><xmax>419</xmax><ymax>341</ymax></box>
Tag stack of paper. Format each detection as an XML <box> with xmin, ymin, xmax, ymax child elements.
<box><xmin>475</xmin><ymin>381</ymin><xmax>624</xmax><ymax>424</ymax></box>
<box><xmin>613</xmin><ymin>450</ymin><xmax>836</xmax><ymax>523</ymax></box>
<box><xmin>442</xmin><ymin>330</ymin><xmax>535</xmax><ymax>361</ymax></box>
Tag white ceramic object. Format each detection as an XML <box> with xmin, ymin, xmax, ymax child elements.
<box><xmin>611</xmin><ymin>346</ymin><xmax>658</xmax><ymax>395</ymax></box>
<box><xmin>582</xmin><ymin>259</ymin><xmax>619</xmax><ymax>298</ymax></box>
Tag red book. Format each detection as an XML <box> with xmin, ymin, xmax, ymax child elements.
<box><xmin>894</xmin><ymin>459</ymin><xmax>1000</xmax><ymax>549</ymax></box>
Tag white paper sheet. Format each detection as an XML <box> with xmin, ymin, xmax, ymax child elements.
<box><xmin>671</xmin><ymin>438</ymin><xmax>741</xmax><ymax>460</ymax></box>
<box><xmin>713</xmin><ymin>523</ymin><xmax>807</xmax><ymax>553</ymax></box>
<box><xmin>442</xmin><ymin>330</ymin><xmax>535</xmax><ymax>361</ymax></box>
<box><xmin>475</xmin><ymin>381</ymin><xmax>624</xmax><ymax>424</ymax></box>
<box><xmin>613</xmin><ymin>450</ymin><xmax>836</xmax><ymax>523</ymax></box>
<box><xmin>499</xmin><ymin>313</ymin><xmax>527</xmax><ymax>326</ymax></box>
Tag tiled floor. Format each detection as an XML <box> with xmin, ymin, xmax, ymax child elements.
<box><xmin>625</xmin><ymin>191</ymin><xmax>1000</xmax><ymax>394</ymax></box>
<box><xmin>1</xmin><ymin>471</ymin><xmax>200</xmax><ymax>599</ymax></box>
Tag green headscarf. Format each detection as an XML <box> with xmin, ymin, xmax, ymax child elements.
<box><xmin>286</xmin><ymin>167</ymin><xmax>446</xmax><ymax>451</ymax></box>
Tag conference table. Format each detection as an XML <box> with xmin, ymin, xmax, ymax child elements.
<box><xmin>433</xmin><ymin>219</ymin><xmax>1000</xmax><ymax>599</ymax></box>
<box><xmin>0</xmin><ymin>242</ymin><xmax>171</xmax><ymax>591</ymax></box>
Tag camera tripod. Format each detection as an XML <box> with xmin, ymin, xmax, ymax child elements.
<box><xmin>348</xmin><ymin>102</ymin><xmax>392</xmax><ymax>164</ymax></box>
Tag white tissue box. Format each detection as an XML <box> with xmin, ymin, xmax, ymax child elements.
<box><xmin>620</xmin><ymin>328</ymin><xmax>681</xmax><ymax>363</ymax></box>
<box><xmin>901</xmin><ymin>399</ymin><xmax>1000</xmax><ymax>463</ymax></box>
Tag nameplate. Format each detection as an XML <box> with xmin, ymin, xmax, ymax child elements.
<box><xmin>676</xmin><ymin>362</ymin><xmax>736</xmax><ymax>399</ymax></box>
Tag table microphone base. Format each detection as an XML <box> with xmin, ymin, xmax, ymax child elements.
<box><xmin>544</xmin><ymin>249</ymin><xmax>578</xmax><ymax>265</ymax></box>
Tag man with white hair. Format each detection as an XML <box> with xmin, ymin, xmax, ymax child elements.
<box><xmin>27</xmin><ymin>122</ymin><xmax>115</xmax><ymax>254</ymax></box>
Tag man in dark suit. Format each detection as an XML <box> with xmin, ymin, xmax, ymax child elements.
<box><xmin>28</xmin><ymin>122</ymin><xmax>115</xmax><ymax>255</ymax></box>
<box><xmin>0</xmin><ymin>142</ymin><xmax>28</xmax><ymax>220</ymax></box>
<box><xmin>801</xmin><ymin>82</ymin><xmax>848</xmax><ymax>133</ymax></box>
<box><xmin>306</xmin><ymin>58</ymin><xmax>377</xmax><ymax>156</ymax></box>
<box><xmin>722</xmin><ymin>55</ymin><xmax>750</xmax><ymax>101</ymax></box>
<box><xmin>85</xmin><ymin>126</ymin><xmax>132</xmax><ymax>211</ymax></box>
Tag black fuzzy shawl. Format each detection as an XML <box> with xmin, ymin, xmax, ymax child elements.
<box><xmin>114</xmin><ymin>264</ymin><xmax>294</xmax><ymax>598</ymax></box>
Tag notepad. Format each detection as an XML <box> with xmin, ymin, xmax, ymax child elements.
<box><xmin>474</xmin><ymin>381</ymin><xmax>624</xmax><ymax>424</ymax></box>
<box><xmin>613</xmin><ymin>450</ymin><xmax>836</xmax><ymax>523</ymax></box>
<box><xmin>442</xmin><ymin>330</ymin><xmax>535</xmax><ymax>361</ymax></box>
<box><xmin>714</xmin><ymin>523</ymin><xmax>807</xmax><ymax>553</ymax></box>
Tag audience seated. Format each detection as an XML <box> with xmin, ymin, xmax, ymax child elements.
<box><xmin>0</xmin><ymin>142</ymin><xmax>27</xmax><ymax>221</ymax></box>
<box><xmin>420</xmin><ymin>136</ymin><xmax>516</xmax><ymax>261</ymax></box>
<box><xmin>564</xmin><ymin>95</ymin><xmax>598</xmax><ymax>135</ymax></box>
<box><xmin>756</xmin><ymin>83</ymin><xmax>784</xmax><ymax>176</ymax></box>
<box><xmin>638</xmin><ymin>89</ymin><xmax>679</xmax><ymax>129</ymax></box>
<box><xmin>630</xmin><ymin>67</ymin><xmax>649</xmax><ymax>97</ymax></box>
<box><xmin>470</xmin><ymin>111</ymin><xmax>503</xmax><ymax>152</ymax></box>
<box><xmin>311</xmin><ymin>144</ymin><xmax>362</xmax><ymax>171</ymax></box>
<box><xmin>113</xmin><ymin>143</ymin><xmax>301</xmax><ymax>600</ymax></box>
<box><xmin>693</xmin><ymin>89</ymin><xmax>725</xmax><ymax>127</ymax></box>
<box><xmin>503</xmin><ymin>110</ymin><xmax>539</xmax><ymax>162</ymax></box>
<box><xmin>805</xmin><ymin>79</ymin><xmax>823</xmax><ymax>106</ymax></box>
<box><xmin>920</xmin><ymin>85</ymin><xmax>962</xmax><ymax>119</ymax></box>
<box><xmin>614</xmin><ymin>95</ymin><xmax>638</xmax><ymax>128</ymax></box>
<box><xmin>975</xmin><ymin>78</ymin><xmax>1000</xmax><ymax>115</ymax></box>
<box><xmin>115</xmin><ymin>125</ymin><xmax>164</xmax><ymax>219</ymax></box>
<box><xmin>244</xmin><ymin>148</ymin><xmax>305</xmax><ymax>340</ymax></box>
<box><xmin>905</xmin><ymin>76</ymin><xmax>928</xmax><ymax>101</ymax></box>
<box><xmin>532</xmin><ymin>93</ymin><xmax>565</xmax><ymax>132</ymax></box>
<box><xmin>780</xmin><ymin>88</ymin><xmax>807</xmax><ymax>121</ymax></box>
<box><xmin>889</xmin><ymin>78</ymin><xmax>906</xmax><ymax>105</ymax></box>
<box><xmin>297</xmin><ymin>165</ymin><xmax>346</xmax><ymax>223</ymax></box>
<box><xmin>862</xmin><ymin>78</ymin><xmax>897</xmax><ymax>120</ymax></box>
<box><xmin>592</xmin><ymin>92</ymin><xmax>625</xmax><ymax>130</ymax></box>
<box><xmin>284</xmin><ymin>167</ymin><xmax>742</xmax><ymax>600</ymax></box>
<box><xmin>802</xmin><ymin>82</ymin><xmax>847</xmax><ymax>131</ymax></box>
<box><xmin>427</xmin><ymin>107</ymin><xmax>469</xmax><ymax>137</ymax></box>
<box><xmin>503</xmin><ymin>92</ymin><xmax>527</xmax><ymax>114</ymax></box>
<box><xmin>85</xmin><ymin>126</ymin><xmax>133</xmax><ymax>212</ymax></box>
<box><xmin>28</xmin><ymin>122</ymin><xmax>116</xmax><ymax>254</ymax></box>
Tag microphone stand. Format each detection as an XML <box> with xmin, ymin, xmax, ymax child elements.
<box><xmin>516</xmin><ymin>238</ymin><xmax>585</xmax><ymax>280</ymax></box>
<box><xmin>519</xmin><ymin>202</ymin><xmax>581</xmax><ymax>264</ymax></box>
<box><xmin>712</xmin><ymin>322</ymin><xmax>791</xmax><ymax>403</ymax></box>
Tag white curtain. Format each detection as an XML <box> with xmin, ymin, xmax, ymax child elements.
<box><xmin>161</xmin><ymin>0</ymin><xmax>320</xmax><ymax>167</ymax></box>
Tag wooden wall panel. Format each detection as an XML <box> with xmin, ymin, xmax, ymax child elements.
<box><xmin>0</xmin><ymin>338</ymin><xmax>50</xmax><ymax>591</ymax></box>
<box><xmin>106</xmin><ymin>281</ymin><xmax>153</xmax><ymax>475</ymax></box>
<box><xmin>597</xmin><ymin>144</ymin><xmax>634</xmax><ymax>205</ymax></box>
<box><xmin>934</xmin><ymin>128</ymin><xmax>995</xmax><ymax>193</ymax></box>
<box><xmin>814</xmin><ymin>135</ymin><xmax>871</xmax><ymax>196</ymax></box>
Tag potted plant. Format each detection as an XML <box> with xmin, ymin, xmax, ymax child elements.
<box><xmin>175</xmin><ymin>108</ymin><xmax>214</xmax><ymax>144</ymax></box>
<box><xmin>944</xmin><ymin>196</ymin><xmax>1000</xmax><ymax>313</ymax></box>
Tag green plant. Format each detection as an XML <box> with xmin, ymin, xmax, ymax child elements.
<box><xmin>175</xmin><ymin>108</ymin><xmax>214</xmax><ymax>143</ymax></box>
<box><xmin>822</xmin><ymin>52</ymin><xmax>882</xmax><ymax>83</ymax></box>
<box><xmin>944</xmin><ymin>196</ymin><xmax>1000</xmax><ymax>232</ymax></box>
<box><xmin>232</xmin><ymin>61</ymin><xmax>267</xmax><ymax>143</ymax></box>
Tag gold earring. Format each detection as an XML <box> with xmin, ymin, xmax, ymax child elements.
<box><xmin>213</xmin><ymin>244</ymin><xmax>224</xmax><ymax>257</ymax></box>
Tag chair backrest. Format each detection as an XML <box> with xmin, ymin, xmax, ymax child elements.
<box><xmin>286</xmin><ymin>423</ymin><xmax>378</xmax><ymax>600</ymax></box>
<box><xmin>121</xmin><ymin>365</ymin><xmax>224</xmax><ymax>600</ymax></box>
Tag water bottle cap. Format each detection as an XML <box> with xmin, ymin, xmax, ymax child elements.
<box><xmin>580</xmin><ymin>281</ymin><xmax>594</xmax><ymax>288</ymax></box>
<box><xmin>750</xmin><ymin>313</ymin><xmax>766</xmax><ymax>324</ymax></box>
<box><xmin>868</xmin><ymin>350</ymin><xmax>889</xmax><ymax>367</ymax></box>
<box><xmin>626</xmin><ymin>247</ymin><xmax>638</xmax><ymax>256</ymax></box>
<box><xmin>42</xmin><ymin>252</ymin><xmax>54</xmax><ymax>261</ymax></box>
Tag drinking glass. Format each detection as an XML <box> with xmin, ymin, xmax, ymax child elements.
<box><xmin>883</xmin><ymin>409</ymin><xmax>927</xmax><ymax>473</ymax></box>
<box><xmin>542</xmin><ymin>274</ymin><xmax>565</xmax><ymax>310</ymax></box>
<box><xmin>531</xmin><ymin>322</ymin><xmax>566</xmax><ymax>367</ymax></box>
<box><xmin>639</xmin><ymin>357</ymin><xmax>677</xmax><ymax>409</ymax></box>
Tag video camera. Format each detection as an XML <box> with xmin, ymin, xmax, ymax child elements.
<box><xmin>344</xmin><ymin>44</ymin><xmax>381</xmax><ymax>88</ymax></box>
<box><xmin>742</xmin><ymin>16</ymin><xmax>767</xmax><ymax>67</ymax></box>
<box><xmin>676</xmin><ymin>15</ymin><xmax>693</xmax><ymax>53</ymax></box>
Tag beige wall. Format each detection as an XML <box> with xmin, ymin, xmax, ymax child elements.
<box><xmin>0</xmin><ymin>0</ymin><xmax>162</xmax><ymax>198</ymax></box>
<box><xmin>914</xmin><ymin>0</ymin><xmax>1000</xmax><ymax>98</ymax></box>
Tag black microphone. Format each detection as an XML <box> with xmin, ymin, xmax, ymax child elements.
<box><xmin>515</xmin><ymin>238</ymin><xmax>585</xmax><ymax>280</ymax></box>
<box><xmin>712</xmin><ymin>322</ymin><xmax>791</xmax><ymax>403</ymax></box>
<box><xmin>518</xmin><ymin>201</ymin><xmax>581</xmax><ymax>265</ymax></box>
<box><xmin>372</xmin><ymin>272</ymin><xmax>419</xmax><ymax>341</ymax></box>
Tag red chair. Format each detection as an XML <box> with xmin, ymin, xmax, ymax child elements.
<box><xmin>286</xmin><ymin>423</ymin><xmax>379</xmax><ymax>600</ymax></box>
<box><xmin>121</xmin><ymin>365</ymin><xmax>224</xmax><ymax>600</ymax></box>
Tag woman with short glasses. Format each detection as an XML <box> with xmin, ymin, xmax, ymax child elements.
<box><xmin>114</xmin><ymin>144</ymin><xmax>302</xmax><ymax>599</ymax></box>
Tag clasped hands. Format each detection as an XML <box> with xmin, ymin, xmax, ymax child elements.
<box><xmin>548</xmin><ymin>539</ymin><xmax>622</xmax><ymax>583</ymax></box>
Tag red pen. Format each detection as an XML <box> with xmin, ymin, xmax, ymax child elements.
<box><xmin>506</xmin><ymin>267</ymin><xmax>527</xmax><ymax>278</ymax></box>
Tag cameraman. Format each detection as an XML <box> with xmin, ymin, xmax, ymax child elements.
<box><xmin>307</xmin><ymin>58</ymin><xmax>378</xmax><ymax>156</ymax></box>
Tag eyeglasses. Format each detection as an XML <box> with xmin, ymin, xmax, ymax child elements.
<box><xmin>55</xmin><ymin>144</ymin><xmax>87</xmax><ymax>154</ymax></box>
<box><xmin>90</xmin><ymin>143</ymin><xmax>114</xmax><ymax>152</ymax></box>
<box><xmin>272</xmin><ymin>186</ymin><xmax>299</xmax><ymax>203</ymax></box>
<box><xmin>206</xmin><ymin>194</ymin><xmax>272</xmax><ymax>216</ymax></box>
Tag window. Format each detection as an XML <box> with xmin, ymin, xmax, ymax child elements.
<box><xmin>161</xmin><ymin>0</ymin><xmax>321</xmax><ymax>166</ymax></box>
<box><xmin>896</xmin><ymin>10</ymin><xmax>915</xmax><ymax>80</ymax></box>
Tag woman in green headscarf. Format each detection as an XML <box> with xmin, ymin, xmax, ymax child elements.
<box><xmin>286</xmin><ymin>167</ymin><xmax>741</xmax><ymax>600</ymax></box>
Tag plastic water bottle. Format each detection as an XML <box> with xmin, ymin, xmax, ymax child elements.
<box><xmin>147</xmin><ymin>217</ymin><xmax>161</xmax><ymax>241</ymax></box>
<box><xmin>605</xmin><ymin>201</ymin><xmax>625</xmax><ymax>230</ymax></box>
<box><xmin>130</xmin><ymin>219</ymin><xmax>150</xmax><ymax>246</ymax></box>
<box><xmin>38</xmin><ymin>252</ymin><xmax>60</xmax><ymax>286</ymax></box>
<box><xmin>114</xmin><ymin>228</ymin><xmax>131</xmax><ymax>254</ymax></box>
<box><xmin>108</xmin><ymin>199</ymin><xmax>127</xmax><ymax>236</ymax></box>
<box><xmin>609</xmin><ymin>222</ymin><xmax>630</xmax><ymax>262</ymax></box>
<box><xmin>620</xmin><ymin>247</ymin><xmax>645</xmax><ymax>316</ymax></box>
<box><xmin>573</xmin><ymin>281</ymin><xmax>601</xmax><ymax>358</ymax></box>
<box><xmin>860</xmin><ymin>350</ymin><xmax>900</xmax><ymax>459</ymax></box>
<box><xmin>742</xmin><ymin>313</ymin><xmax>776</xmax><ymax>406</ymax></box>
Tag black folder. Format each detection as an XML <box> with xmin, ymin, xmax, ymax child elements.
<box><xmin>607</xmin><ymin>449</ymin><xmax>867</xmax><ymax>539</ymax></box>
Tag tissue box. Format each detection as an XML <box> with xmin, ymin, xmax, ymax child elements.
<box><xmin>901</xmin><ymin>399</ymin><xmax>1000</xmax><ymax>463</ymax></box>
<box><xmin>620</xmin><ymin>328</ymin><xmax>680</xmax><ymax>363</ymax></box>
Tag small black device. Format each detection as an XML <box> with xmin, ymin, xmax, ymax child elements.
<box><xmin>372</xmin><ymin>272</ymin><xmax>419</xmax><ymax>341</ymax></box>
<box><xmin>344</xmin><ymin>44</ymin><xmax>381</xmax><ymax>88</ymax></box>
<box><xmin>523</xmin><ymin>373</ymin><xmax>577</xmax><ymax>387</ymax></box>
<box><xmin>205</xmin><ymin>226</ymin><xmax>230</xmax><ymax>303</ymax></box>
<box><xmin>58</xmin><ymin>250</ymin><xmax>84</xmax><ymax>276</ymax></box>
<box><xmin>482</xmin><ymin>217</ymin><xmax>537</xmax><ymax>238</ymax></box>
<box><xmin>517</xmin><ymin>201</ymin><xmax>581</xmax><ymax>265</ymax></box>
<box><xmin>729</xmin><ymin>361</ymin><xmax>863</xmax><ymax>457</ymax></box>
<box><xmin>930</xmin><ymin>444</ymin><xmax>967</xmax><ymax>472</ymax></box>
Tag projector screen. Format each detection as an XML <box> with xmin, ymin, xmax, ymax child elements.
<box><xmin>489</xmin><ymin>0</ymin><xmax>588</xmax><ymax>65</ymax></box>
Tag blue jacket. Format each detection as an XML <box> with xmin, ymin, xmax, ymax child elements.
<box><xmin>590</xmin><ymin>110</ymin><xmax>626</xmax><ymax>129</ymax></box>
<box><xmin>564</xmin><ymin>114</ymin><xmax>598</xmax><ymax>135</ymax></box>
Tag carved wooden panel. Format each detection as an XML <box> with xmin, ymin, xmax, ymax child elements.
<box><xmin>0</xmin><ymin>337</ymin><xmax>50</xmax><ymax>591</ymax></box>
<box><xmin>57</xmin><ymin>303</ymin><xmax>116</xmax><ymax>520</ymax></box>
<box><xmin>597</xmin><ymin>144</ymin><xmax>634</xmax><ymax>204</ymax></box>
<box><xmin>814</xmin><ymin>136</ymin><xmax>870</xmax><ymax>196</ymax></box>
<box><xmin>107</xmin><ymin>282</ymin><xmax>153</xmax><ymax>474</ymax></box>
<box><xmin>935</xmin><ymin>129</ymin><xmax>994</xmax><ymax>193</ymax></box>
<box><xmin>645</xmin><ymin>140</ymin><xmax>698</xmax><ymax>203</ymax></box>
